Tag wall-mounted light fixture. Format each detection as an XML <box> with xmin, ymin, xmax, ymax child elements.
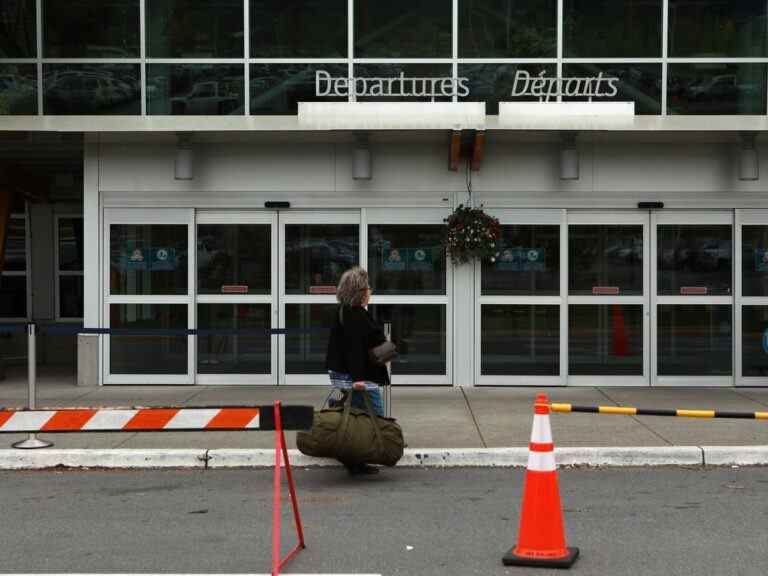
<box><xmin>738</xmin><ymin>132</ymin><xmax>759</xmax><ymax>181</ymax></box>
<box><xmin>174</xmin><ymin>132</ymin><xmax>194</xmax><ymax>180</ymax></box>
<box><xmin>560</xmin><ymin>132</ymin><xmax>579</xmax><ymax>180</ymax></box>
<box><xmin>352</xmin><ymin>133</ymin><xmax>372</xmax><ymax>180</ymax></box>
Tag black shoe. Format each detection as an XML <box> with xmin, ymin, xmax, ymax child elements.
<box><xmin>345</xmin><ymin>463</ymin><xmax>379</xmax><ymax>476</ymax></box>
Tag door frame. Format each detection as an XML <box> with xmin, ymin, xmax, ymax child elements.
<box><xmin>566</xmin><ymin>210</ymin><xmax>651</xmax><ymax>387</ymax></box>
<box><xmin>651</xmin><ymin>210</ymin><xmax>734</xmax><ymax>387</ymax></box>
<box><xmin>195</xmin><ymin>210</ymin><xmax>278</xmax><ymax>385</ymax></box>
<box><xmin>102</xmin><ymin>208</ymin><xmax>195</xmax><ymax>385</ymax></box>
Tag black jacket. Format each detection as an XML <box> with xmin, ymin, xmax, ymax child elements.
<box><xmin>325</xmin><ymin>305</ymin><xmax>390</xmax><ymax>385</ymax></box>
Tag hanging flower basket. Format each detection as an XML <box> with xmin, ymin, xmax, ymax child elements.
<box><xmin>443</xmin><ymin>204</ymin><xmax>501</xmax><ymax>265</ymax></box>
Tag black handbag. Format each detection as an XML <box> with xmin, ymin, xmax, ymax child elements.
<box><xmin>339</xmin><ymin>306</ymin><xmax>397</xmax><ymax>366</ymax></box>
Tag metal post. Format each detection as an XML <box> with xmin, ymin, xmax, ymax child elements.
<box><xmin>384</xmin><ymin>322</ymin><xmax>392</xmax><ymax>418</ymax></box>
<box><xmin>12</xmin><ymin>323</ymin><xmax>53</xmax><ymax>449</ymax></box>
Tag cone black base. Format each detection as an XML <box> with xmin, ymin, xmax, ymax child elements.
<box><xmin>502</xmin><ymin>546</ymin><xmax>579</xmax><ymax>569</ymax></box>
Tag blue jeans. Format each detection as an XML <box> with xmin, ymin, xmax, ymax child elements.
<box><xmin>350</xmin><ymin>388</ymin><xmax>385</xmax><ymax>417</ymax></box>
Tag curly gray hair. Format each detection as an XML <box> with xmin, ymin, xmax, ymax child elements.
<box><xmin>336</xmin><ymin>266</ymin><xmax>369</xmax><ymax>307</ymax></box>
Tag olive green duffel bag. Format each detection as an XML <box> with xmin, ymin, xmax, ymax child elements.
<box><xmin>297</xmin><ymin>390</ymin><xmax>404</xmax><ymax>467</ymax></box>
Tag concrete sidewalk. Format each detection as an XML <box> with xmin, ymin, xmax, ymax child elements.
<box><xmin>2</xmin><ymin>366</ymin><xmax>767</xmax><ymax>452</ymax></box>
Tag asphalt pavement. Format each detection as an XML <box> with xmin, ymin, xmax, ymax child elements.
<box><xmin>1</xmin><ymin>467</ymin><xmax>766</xmax><ymax>575</ymax></box>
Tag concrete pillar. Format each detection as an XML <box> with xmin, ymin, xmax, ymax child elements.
<box><xmin>77</xmin><ymin>334</ymin><xmax>98</xmax><ymax>387</ymax></box>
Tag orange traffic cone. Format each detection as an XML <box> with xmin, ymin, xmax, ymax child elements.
<box><xmin>503</xmin><ymin>393</ymin><xmax>579</xmax><ymax>568</ymax></box>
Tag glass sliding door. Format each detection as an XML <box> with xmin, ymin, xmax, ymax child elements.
<box><xmin>195</xmin><ymin>212</ymin><xmax>277</xmax><ymax>384</ymax></box>
<box><xmin>736</xmin><ymin>210</ymin><xmax>768</xmax><ymax>385</ymax></box>
<box><xmin>280</xmin><ymin>211</ymin><xmax>360</xmax><ymax>385</ymax></box>
<box><xmin>366</xmin><ymin>208</ymin><xmax>451</xmax><ymax>385</ymax></box>
<box><xmin>104</xmin><ymin>208</ymin><xmax>194</xmax><ymax>384</ymax></box>
<box><xmin>652</xmin><ymin>211</ymin><xmax>734</xmax><ymax>386</ymax></box>
<box><xmin>567</xmin><ymin>212</ymin><xmax>650</xmax><ymax>385</ymax></box>
<box><xmin>476</xmin><ymin>209</ymin><xmax>565</xmax><ymax>385</ymax></box>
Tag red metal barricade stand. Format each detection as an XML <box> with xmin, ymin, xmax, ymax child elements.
<box><xmin>0</xmin><ymin>400</ymin><xmax>313</xmax><ymax>575</ymax></box>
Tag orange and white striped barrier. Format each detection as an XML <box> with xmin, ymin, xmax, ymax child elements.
<box><xmin>503</xmin><ymin>393</ymin><xmax>579</xmax><ymax>569</ymax></box>
<box><xmin>0</xmin><ymin>402</ymin><xmax>313</xmax><ymax>576</ymax></box>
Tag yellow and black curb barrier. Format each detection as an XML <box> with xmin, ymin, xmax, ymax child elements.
<box><xmin>550</xmin><ymin>403</ymin><xmax>768</xmax><ymax>420</ymax></box>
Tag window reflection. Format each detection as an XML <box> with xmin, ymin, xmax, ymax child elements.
<box><xmin>197</xmin><ymin>224</ymin><xmax>271</xmax><ymax>295</ymax></box>
<box><xmin>250</xmin><ymin>64</ymin><xmax>346</xmax><ymax>115</ymax></box>
<box><xmin>658</xmin><ymin>305</ymin><xmax>732</xmax><ymax>376</ymax></box>
<box><xmin>368</xmin><ymin>225</ymin><xmax>446</xmax><ymax>295</ymax></box>
<box><xmin>563</xmin><ymin>64</ymin><xmax>661</xmax><ymax>115</ymax></box>
<box><xmin>459</xmin><ymin>64</ymin><xmax>556</xmax><ymax>115</ymax></box>
<box><xmin>742</xmin><ymin>306</ymin><xmax>768</xmax><ymax>377</ymax></box>
<box><xmin>569</xmin><ymin>305</ymin><xmax>643</xmax><ymax>375</ymax></box>
<box><xmin>147</xmin><ymin>0</ymin><xmax>243</xmax><ymax>58</ymax></box>
<box><xmin>369</xmin><ymin>305</ymin><xmax>446</xmax><ymax>375</ymax></box>
<box><xmin>742</xmin><ymin>226</ymin><xmax>768</xmax><ymax>297</ymax></box>
<box><xmin>669</xmin><ymin>0</ymin><xmax>767</xmax><ymax>58</ymax></box>
<box><xmin>0</xmin><ymin>276</ymin><xmax>27</xmax><ymax>318</ymax></box>
<box><xmin>459</xmin><ymin>0</ymin><xmax>556</xmax><ymax>58</ymax></box>
<box><xmin>58</xmin><ymin>218</ymin><xmax>84</xmax><ymax>271</ymax></box>
<box><xmin>284</xmin><ymin>304</ymin><xmax>335</xmax><ymax>374</ymax></box>
<box><xmin>355</xmin><ymin>0</ymin><xmax>452</xmax><ymax>58</ymax></box>
<box><xmin>563</xmin><ymin>0</ymin><xmax>662</xmax><ymax>57</ymax></box>
<box><xmin>481</xmin><ymin>305</ymin><xmax>559</xmax><ymax>376</ymax></box>
<box><xmin>43</xmin><ymin>0</ymin><xmax>139</xmax><ymax>58</ymax></box>
<box><xmin>569</xmin><ymin>225</ymin><xmax>643</xmax><ymax>295</ymax></box>
<box><xmin>250</xmin><ymin>0</ymin><xmax>347</xmax><ymax>57</ymax></box>
<box><xmin>284</xmin><ymin>225</ymin><xmax>358</xmax><ymax>295</ymax></box>
<box><xmin>657</xmin><ymin>225</ymin><xmax>731</xmax><ymax>296</ymax></box>
<box><xmin>198</xmin><ymin>304</ymin><xmax>271</xmax><ymax>374</ymax></box>
<box><xmin>668</xmin><ymin>64</ymin><xmax>767</xmax><ymax>115</ymax></box>
<box><xmin>482</xmin><ymin>225</ymin><xmax>559</xmax><ymax>295</ymax></box>
<box><xmin>148</xmin><ymin>64</ymin><xmax>244</xmax><ymax>115</ymax></box>
<box><xmin>0</xmin><ymin>65</ymin><xmax>37</xmax><ymax>114</ymax></box>
<box><xmin>0</xmin><ymin>0</ymin><xmax>36</xmax><ymax>57</ymax></box>
<box><xmin>43</xmin><ymin>65</ymin><xmax>140</xmax><ymax>115</ymax></box>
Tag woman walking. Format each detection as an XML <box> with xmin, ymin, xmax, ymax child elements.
<box><xmin>325</xmin><ymin>266</ymin><xmax>390</xmax><ymax>474</ymax></box>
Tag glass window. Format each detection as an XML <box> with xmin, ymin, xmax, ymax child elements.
<box><xmin>459</xmin><ymin>0</ymin><xmax>556</xmax><ymax>58</ymax></box>
<box><xmin>569</xmin><ymin>305</ymin><xmax>643</xmax><ymax>375</ymax></box>
<box><xmin>148</xmin><ymin>64</ymin><xmax>244</xmax><ymax>115</ymax></box>
<box><xmin>250</xmin><ymin>0</ymin><xmax>347</xmax><ymax>57</ymax></box>
<box><xmin>669</xmin><ymin>0</ymin><xmax>767</xmax><ymax>58</ymax></box>
<box><xmin>481</xmin><ymin>305</ymin><xmax>559</xmax><ymax>376</ymax></box>
<box><xmin>0</xmin><ymin>275</ymin><xmax>27</xmax><ymax>318</ymax></box>
<box><xmin>742</xmin><ymin>306</ymin><xmax>768</xmax><ymax>377</ymax></box>
<box><xmin>459</xmin><ymin>64</ymin><xmax>556</xmax><ymax>115</ymax></box>
<box><xmin>284</xmin><ymin>224</ymin><xmax>358</xmax><ymax>295</ymax></box>
<box><xmin>658</xmin><ymin>305</ymin><xmax>732</xmax><ymax>376</ymax></box>
<box><xmin>369</xmin><ymin>305</ymin><xmax>446</xmax><ymax>376</ymax></box>
<box><xmin>0</xmin><ymin>0</ymin><xmax>36</xmax><ymax>57</ymax></box>
<box><xmin>569</xmin><ymin>225</ymin><xmax>643</xmax><ymax>296</ymax></box>
<box><xmin>3</xmin><ymin>217</ymin><xmax>27</xmax><ymax>272</ymax></box>
<box><xmin>0</xmin><ymin>64</ymin><xmax>37</xmax><ymax>115</ymax></box>
<box><xmin>563</xmin><ymin>0</ymin><xmax>662</xmax><ymax>58</ymax></box>
<box><xmin>198</xmin><ymin>304</ymin><xmax>271</xmax><ymax>374</ymax></box>
<box><xmin>147</xmin><ymin>0</ymin><xmax>243</xmax><ymax>58</ymax></box>
<box><xmin>43</xmin><ymin>65</ymin><xmax>140</xmax><ymax>115</ymax></box>
<box><xmin>353</xmin><ymin>64</ymin><xmax>453</xmax><ymax>102</ymax></box>
<box><xmin>563</xmin><ymin>64</ymin><xmax>662</xmax><ymax>116</ymax></box>
<box><xmin>58</xmin><ymin>217</ymin><xmax>84</xmax><ymax>319</ymax></box>
<box><xmin>58</xmin><ymin>217</ymin><xmax>84</xmax><ymax>272</ymax></box>
<box><xmin>482</xmin><ymin>225</ymin><xmax>559</xmax><ymax>295</ymax></box>
<box><xmin>285</xmin><ymin>303</ymin><xmax>335</xmax><ymax>374</ymax></box>
<box><xmin>657</xmin><ymin>225</ymin><xmax>731</xmax><ymax>296</ymax></box>
<box><xmin>742</xmin><ymin>226</ymin><xmax>768</xmax><ymax>297</ymax></box>
<box><xmin>59</xmin><ymin>276</ymin><xmax>84</xmax><ymax>319</ymax></box>
<box><xmin>668</xmin><ymin>64</ymin><xmax>767</xmax><ymax>115</ymax></box>
<box><xmin>110</xmin><ymin>224</ymin><xmax>188</xmax><ymax>295</ymax></box>
<box><xmin>43</xmin><ymin>0</ymin><xmax>139</xmax><ymax>58</ymax></box>
<box><xmin>110</xmin><ymin>304</ymin><xmax>188</xmax><ymax>374</ymax></box>
<box><xmin>368</xmin><ymin>225</ymin><xmax>445</xmax><ymax>296</ymax></box>
<box><xmin>250</xmin><ymin>64</ymin><xmax>347</xmax><ymax>115</ymax></box>
<box><xmin>198</xmin><ymin>224</ymin><xmax>270</xmax><ymax>295</ymax></box>
<box><xmin>354</xmin><ymin>0</ymin><xmax>452</xmax><ymax>58</ymax></box>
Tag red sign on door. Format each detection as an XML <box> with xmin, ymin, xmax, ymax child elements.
<box><xmin>222</xmin><ymin>285</ymin><xmax>249</xmax><ymax>294</ymax></box>
<box><xmin>680</xmin><ymin>286</ymin><xmax>708</xmax><ymax>295</ymax></box>
<box><xmin>592</xmin><ymin>286</ymin><xmax>620</xmax><ymax>295</ymax></box>
<box><xmin>309</xmin><ymin>286</ymin><xmax>337</xmax><ymax>295</ymax></box>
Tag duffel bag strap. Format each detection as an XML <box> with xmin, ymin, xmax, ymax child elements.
<box><xmin>333</xmin><ymin>388</ymin><xmax>355</xmax><ymax>456</ymax></box>
<box><xmin>360</xmin><ymin>390</ymin><xmax>386</xmax><ymax>454</ymax></box>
